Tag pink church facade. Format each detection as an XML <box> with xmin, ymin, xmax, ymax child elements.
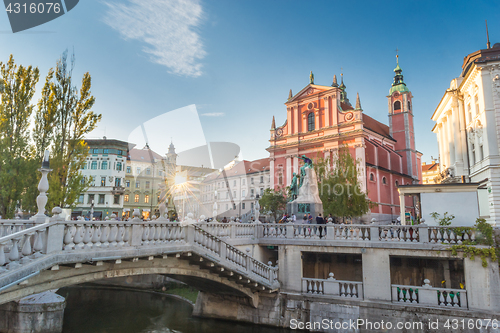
<box><xmin>268</xmin><ymin>63</ymin><xmax>422</xmax><ymax>223</ymax></box>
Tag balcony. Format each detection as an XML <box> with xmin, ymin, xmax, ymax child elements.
<box><xmin>112</xmin><ymin>186</ymin><xmax>126</xmax><ymax>194</ymax></box>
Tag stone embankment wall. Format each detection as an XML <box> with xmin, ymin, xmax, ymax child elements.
<box><xmin>193</xmin><ymin>291</ymin><xmax>500</xmax><ymax>333</ymax></box>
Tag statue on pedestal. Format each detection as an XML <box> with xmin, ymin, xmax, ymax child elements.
<box><xmin>288</xmin><ymin>172</ymin><xmax>298</xmax><ymax>202</ymax></box>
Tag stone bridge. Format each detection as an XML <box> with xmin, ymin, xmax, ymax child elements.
<box><xmin>0</xmin><ymin>209</ymin><xmax>279</xmax><ymax>307</ymax></box>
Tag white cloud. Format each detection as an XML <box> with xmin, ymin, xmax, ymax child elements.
<box><xmin>103</xmin><ymin>0</ymin><xmax>206</xmax><ymax>77</ymax></box>
<box><xmin>200</xmin><ymin>112</ymin><xmax>224</xmax><ymax>117</ymax></box>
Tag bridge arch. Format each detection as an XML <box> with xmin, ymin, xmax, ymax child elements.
<box><xmin>0</xmin><ymin>256</ymin><xmax>260</xmax><ymax>307</ymax></box>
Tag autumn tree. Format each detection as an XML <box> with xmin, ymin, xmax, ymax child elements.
<box><xmin>0</xmin><ymin>55</ymin><xmax>40</xmax><ymax>218</ymax></box>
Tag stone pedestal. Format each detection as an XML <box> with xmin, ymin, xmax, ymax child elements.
<box><xmin>286</xmin><ymin>202</ymin><xmax>323</xmax><ymax>220</ymax></box>
<box><xmin>0</xmin><ymin>291</ymin><xmax>66</xmax><ymax>333</ymax></box>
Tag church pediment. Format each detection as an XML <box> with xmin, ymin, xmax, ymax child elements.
<box><xmin>286</xmin><ymin>84</ymin><xmax>336</xmax><ymax>104</ymax></box>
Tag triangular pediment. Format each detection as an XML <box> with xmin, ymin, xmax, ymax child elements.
<box><xmin>285</xmin><ymin>84</ymin><xmax>336</xmax><ymax>104</ymax></box>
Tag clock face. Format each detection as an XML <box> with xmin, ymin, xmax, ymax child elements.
<box><xmin>276</xmin><ymin>128</ymin><xmax>283</xmax><ymax>137</ymax></box>
<box><xmin>345</xmin><ymin>112</ymin><xmax>354</xmax><ymax>121</ymax></box>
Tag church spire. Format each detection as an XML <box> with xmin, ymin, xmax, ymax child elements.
<box><xmin>288</xmin><ymin>89</ymin><xmax>293</xmax><ymax>100</ymax></box>
<box><xmin>355</xmin><ymin>92</ymin><xmax>362</xmax><ymax>110</ymax></box>
<box><xmin>332</xmin><ymin>74</ymin><xmax>338</xmax><ymax>87</ymax></box>
<box><xmin>271</xmin><ymin>116</ymin><xmax>276</xmax><ymax>130</ymax></box>
<box><xmin>389</xmin><ymin>53</ymin><xmax>409</xmax><ymax>94</ymax></box>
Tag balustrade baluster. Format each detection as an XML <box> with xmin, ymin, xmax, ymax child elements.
<box><xmin>109</xmin><ymin>224</ymin><xmax>118</xmax><ymax>247</ymax></box>
<box><xmin>346</xmin><ymin>284</ymin><xmax>352</xmax><ymax>297</ymax></box>
<box><xmin>160</xmin><ymin>225</ymin><xmax>167</xmax><ymax>243</ymax></box>
<box><xmin>116</xmin><ymin>224</ymin><xmax>125</xmax><ymax>247</ymax></box>
<box><xmin>74</xmin><ymin>225</ymin><xmax>84</xmax><ymax>250</ymax></box>
<box><xmin>123</xmin><ymin>225</ymin><xmax>131</xmax><ymax>246</ymax></box>
<box><xmin>436</xmin><ymin>229</ymin><xmax>442</xmax><ymax>243</ymax></box>
<box><xmin>179</xmin><ymin>227</ymin><xmax>186</xmax><ymax>242</ymax></box>
<box><xmin>429</xmin><ymin>229</ymin><xmax>436</xmax><ymax>243</ymax></box>
<box><xmin>442</xmin><ymin>230</ymin><xmax>449</xmax><ymax>244</ymax></box>
<box><xmin>470</xmin><ymin>231</ymin><xmax>475</xmax><ymax>242</ymax></box>
<box><xmin>352</xmin><ymin>284</ymin><xmax>358</xmax><ymax>298</ymax></box>
<box><xmin>406</xmin><ymin>228</ymin><xmax>412</xmax><ymax>242</ymax></box>
<box><xmin>92</xmin><ymin>224</ymin><xmax>102</xmax><ymax>247</ymax></box>
<box><xmin>63</xmin><ymin>225</ymin><xmax>75</xmax><ymax>250</ymax></box>
<box><xmin>453</xmin><ymin>294</ymin><xmax>459</xmax><ymax>307</ymax></box>
<box><xmin>0</xmin><ymin>243</ymin><xmax>6</xmax><ymax>266</ymax></box>
<box><xmin>446</xmin><ymin>292</ymin><xmax>452</xmax><ymax>306</ymax></box>
<box><xmin>449</xmin><ymin>230</ymin><xmax>456</xmax><ymax>244</ymax></box>
<box><xmin>411</xmin><ymin>290</ymin><xmax>417</xmax><ymax>303</ymax></box>
<box><xmin>147</xmin><ymin>224</ymin><xmax>155</xmax><ymax>244</ymax></box>
<box><xmin>33</xmin><ymin>229</ymin><xmax>44</xmax><ymax>253</ymax></box>
<box><xmin>318</xmin><ymin>282</ymin><xmax>323</xmax><ymax>294</ymax></box>
<box><xmin>312</xmin><ymin>281</ymin><xmax>318</xmax><ymax>294</ymax></box>
<box><xmin>398</xmin><ymin>289</ymin><xmax>404</xmax><ymax>302</ymax></box>
<box><xmin>142</xmin><ymin>225</ymin><xmax>149</xmax><ymax>245</ymax></box>
<box><xmin>9</xmin><ymin>238</ymin><xmax>20</xmax><ymax>261</ymax></box>
<box><xmin>340</xmin><ymin>283</ymin><xmax>346</xmax><ymax>296</ymax></box>
<box><xmin>82</xmin><ymin>225</ymin><xmax>93</xmax><ymax>249</ymax></box>
<box><xmin>439</xmin><ymin>292</ymin><xmax>445</xmax><ymax>305</ymax></box>
<box><xmin>101</xmin><ymin>224</ymin><xmax>111</xmax><ymax>247</ymax></box>
<box><xmin>21</xmin><ymin>234</ymin><xmax>33</xmax><ymax>256</ymax></box>
<box><xmin>335</xmin><ymin>227</ymin><xmax>340</xmax><ymax>239</ymax></box>
<box><xmin>154</xmin><ymin>225</ymin><xmax>161</xmax><ymax>244</ymax></box>
<box><xmin>364</xmin><ymin>228</ymin><xmax>369</xmax><ymax>240</ymax></box>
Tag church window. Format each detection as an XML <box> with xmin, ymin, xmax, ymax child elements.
<box><xmin>472</xmin><ymin>144</ymin><xmax>476</xmax><ymax>164</ymax></box>
<box><xmin>369</xmin><ymin>173</ymin><xmax>375</xmax><ymax>181</ymax></box>
<box><xmin>407</xmin><ymin>101</ymin><xmax>411</xmax><ymax>111</ymax></box>
<box><xmin>382</xmin><ymin>177</ymin><xmax>387</xmax><ymax>185</ymax></box>
<box><xmin>393</xmin><ymin>101</ymin><xmax>401</xmax><ymax>112</ymax></box>
<box><xmin>307</xmin><ymin>112</ymin><xmax>315</xmax><ymax>131</ymax></box>
<box><xmin>395</xmin><ymin>180</ymin><xmax>399</xmax><ymax>186</ymax></box>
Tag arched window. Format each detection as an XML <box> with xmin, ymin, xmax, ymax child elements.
<box><xmin>394</xmin><ymin>101</ymin><xmax>401</xmax><ymax>111</ymax></box>
<box><xmin>395</xmin><ymin>180</ymin><xmax>399</xmax><ymax>186</ymax></box>
<box><xmin>369</xmin><ymin>173</ymin><xmax>375</xmax><ymax>181</ymax></box>
<box><xmin>382</xmin><ymin>177</ymin><xmax>387</xmax><ymax>185</ymax></box>
<box><xmin>407</xmin><ymin>101</ymin><xmax>411</xmax><ymax>111</ymax></box>
<box><xmin>308</xmin><ymin>112</ymin><xmax>315</xmax><ymax>131</ymax></box>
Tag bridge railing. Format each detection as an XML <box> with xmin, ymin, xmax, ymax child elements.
<box><xmin>302</xmin><ymin>276</ymin><xmax>363</xmax><ymax>299</ymax></box>
<box><xmin>192</xmin><ymin>225</ymin><xmax>278</xmax><ymax>285</ymax></box>
<box><xmin>392</xmin><ymin>284</ymin><xmax>467</xmax><ymax>309</ymax></box>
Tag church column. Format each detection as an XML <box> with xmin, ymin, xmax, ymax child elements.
<box><xmin>315</xmin><ymin>108</ymin><xmax>320</xmax><ymax>130</ymax></box>
<box><xmin>293</xmin><ymin>155</ymin><xmax>299</xmax><ymax>176</ymax></box>
<box><xmin>356</xmin><ymin>142</ymin><xmax>366</xmax><ymax>193</ymax></box>
<box><xmin>452</xmin><ymin>97</ymin><xmax>463</xmax><ymax>170</ymax></box>
<box><xmin>270</xmin><ymin>158</ymin><xmax>275</xmax><ymax>189</ymax></box>
<box><xmin>287</xmin><ymin>107</ymin><xmax>293</xmax><ymax>134</ymax></box>
<box><xmin>302</xmin><ymin>113</ymin><xmax>308</xmax><ymax>133</ymax></box>
<box><xmin>286</xmin><ymin>156</ymin><xmax>292</xmax><ymax>187</ymax></box>
<box><xmin>437</xmin><ymin>123</ymin><xmax>445</xmax><ymax>171</ymax></box>
<box><xmin>324</xmin><ymin>96</ymin><xmax>330</xmax><ymax>128</ymax></box>
<box><xmin>446</xmin><ymin>111</ymin><xmax>456</xmax><ymax>167</ymax></box>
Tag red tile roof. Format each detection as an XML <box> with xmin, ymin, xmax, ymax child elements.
<box><xmin>362</xmin><ymin>114</ymin><xmax>393</xmax><ymax>140</ymax></box>
<box><xmin>422</xmin><ymin>162</ymin><xmax>439</xmax><ymax>172</ymax></box>
<box><xmin>128</xmin><ymin>148</ymin><xmax>163</xmax><ymax>162</ymax></box>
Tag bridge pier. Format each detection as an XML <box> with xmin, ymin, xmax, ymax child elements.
<box><xmin>0</xmin><ymin>291</ymin><xmax>65</xmax><ymax>333</ymax></box>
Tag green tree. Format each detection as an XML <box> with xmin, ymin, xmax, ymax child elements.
<box><xmin>0</xmin><ymin>55</ymin><xmax>40</xmax><ymax>218</ymax></box>
<box><xmin>259</xmin><ymin>187</ymin><xmax>288</xmax><ymax>223</ymax></box>
<box><xmin>317</xmin><ymin>146</ymin><xmax>372</xmax><ymax>222</ymax></box>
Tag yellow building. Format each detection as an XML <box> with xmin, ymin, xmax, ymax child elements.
<box><xmin>421</xmin><ymin>161</ymin><xmax>440</xmax><ymax>184</ymax></box>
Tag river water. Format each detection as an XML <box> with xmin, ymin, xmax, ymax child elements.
<box><xmin>58</xmin><ymin>287</ymin><xmax>290</xmax><ymax>333</ymax></box>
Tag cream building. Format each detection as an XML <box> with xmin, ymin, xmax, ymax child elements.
<box><xmin>421</xmin><ymin>161</ymin><xmax>440</xmax><ymax>184</ymax></box>
<box><xmin>201</xmin><ymin>158</ymin><xmax>271</xmax><ymax>221</ymax></box>
<box><xmin>431</xmin><ymin>42</ymin><xmax>500</xmax><ymax>223</ymax></box>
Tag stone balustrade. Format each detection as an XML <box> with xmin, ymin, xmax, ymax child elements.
<box><xmin>0</xmin><ymin>211</ymin><xmax>279</xmax><ymax>297</ymax></box>
<box><xmin>392</xmin><ymin>284</ymin><xmax>467</xmax><ymax>308</ymax></box>
<box><xmin>302</xmin><ymin>275</ymin><xmax>363</xmax><ymax>299</ymax></box>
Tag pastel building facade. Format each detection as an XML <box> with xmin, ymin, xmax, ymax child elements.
<box><xmin>432</xmin><ymin>42</ymin><xmax>500</xmax><ymax>223</ymax></box>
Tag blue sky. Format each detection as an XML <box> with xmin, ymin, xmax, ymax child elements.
<box><xmin>0</xmin><ymin>0</ymin><xmax>499</xmax><ymax>165</ymax></box>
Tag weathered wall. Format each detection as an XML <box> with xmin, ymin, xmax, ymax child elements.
<box><xmin>0</xmin><ymin>291</ymin><xmax>65</xmax><ymax>333</ymax></box>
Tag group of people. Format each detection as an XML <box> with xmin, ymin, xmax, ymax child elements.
<box><xmin>278</xmin><ymin>213</ymin><xmax>336</xmax><ymax>224</ymax></box>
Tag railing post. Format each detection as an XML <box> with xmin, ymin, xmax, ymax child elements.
<box><xmin>323</xmin><ymin>273</ymin><xmax>340</xmax><ymax>295</ymax></box>
<box><xmin>369</xmin><ymin>221</ymin><xmax>379</xmax><ymax>242</ymax></box>
<box><xmin>46</xmin><ymin>207</ymin><xmax>65</xmax><ymax>254</ymax></box>
<box><xmin>186</xmin><ymin>226</ymin><xmax>195</xmax><ymax>244</ymax></box>
<box><xmin>326</xmin><ymin>223</ymin><xmax>335</xmax><ymax>240</ymax></box>
<box><xmin>130</xmin><ymin>209</ymin><xmax>143</xmax><ymax>246</ymax></box>
<box><xmin>285</xmin><ymin>224</ymin><xmax>294</xmax><ymax>239</ymax></box>
<box><xmin>418</xmin><ymin>222</ymin><xmax>429</xmax><ymax>243</ymax></box>
<box><xmin>418</xmin><ymin>279</ymin><xmax>436</xmax><ymax>306</ymax></box>
<box><xmin>220</xmin><ymin>242</ymin><xmax>227</xmax><ymax>260</ymax></box>
<box><xmin>230</xmin><ymin>223</ymin><xmax>236</xmax><ymax>240</ymax></box>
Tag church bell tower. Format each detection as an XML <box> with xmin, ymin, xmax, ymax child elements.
<box><xmin>388</xmin><ymin>55</ymin><xmax>419</xmax><ymax>181</ymax></box>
